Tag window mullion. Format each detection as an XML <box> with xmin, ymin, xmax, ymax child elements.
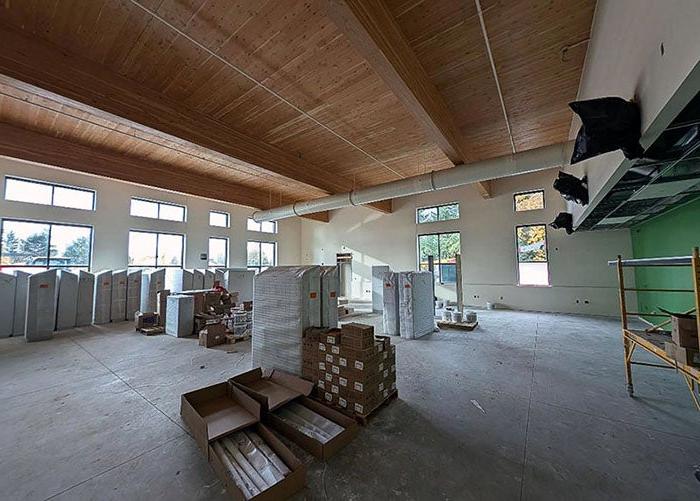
<box><xmin>155</xmin><ymin>233</ymin><xmax>160</xmax><ymax>268</ymax></box>
<box><xmin>46</xmin><ymin>223</ymin><xmax>53</xmax><ymax>270</ymax></box>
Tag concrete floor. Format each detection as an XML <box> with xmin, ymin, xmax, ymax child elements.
<box><xmin>1</xmin><ymin>310</ymin><xmax>699</xmax><ymax>500</ymax></box>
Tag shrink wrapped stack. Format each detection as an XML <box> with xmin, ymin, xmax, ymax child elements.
<box><xmin>165</xmin><ymin>268</ymin><xmax>193</xmax><ymax>293</ymax></box>
<box><xmin>56</xmin><ymin>270</ymin><xmax>78</xmax><ymax>330</ymax></box>
<box><xmin>224</xmin><ymin>269</ymin><xmax>255</xmax><ymax>302</ymax></box>
<box><xmin>140</xmin><ymin>268</ymin><xmax>165</xmax><ymax>312</ymax></box>
<box><xmin>372</xmin><ymin>265</ymin><xmax>390</xmax><ymax>313</ymax></box>
<box><xmin>12</xmin><ymin>271</ymin><xmax>31</xmax><ymax>336</ymax></box>
<box><xmin>110</xmin><ymin>269</ymin><xmax>127</xmax><ymax>322</ymax></box>
<box><xmin>252</xmin><ymin>266</ymin><xmax>321</xmax><ymax>375</ymax></box>
<box><xmin>192</xmin><ymin>269</ymin><xmax>205</xmax><ymax>290</ymax></box>
<box><xmin>25</xmin><ymin>270</ymin><xmax>58</xmax><ymax>342</ymax></box>
<box><xmin>76</xmin><ymin>271</ymin><xmax>95</xmax><ymax>327</ymax></box>
<box><xmin>93</xmin><ymin>270</ymin><xmax>112</xmax><ymax>324</ymax></box>
<box><xmin>204</xmin><ymin>269</ymin><xmax>215</xmax><ymax>289</ymax></box>
<box><xmin>320</xmin><ymin>266</ymin><xmax>339</xmax><ymax>328</ymax></box>
<box><xmin>382</xmin><ymin>272</ymin><xmax>400</xmax><ymax>336</ymax></box>
<box><xmin>126</xmin><ymin>269</ymin><xmax>142</xmax><ymax>320</ymax></box>
<box><xmin>0</xmin><ymin>272</ymin><xmax>16</xmax><ymax>338</ymax></box>
<box><xmin>165</xmin><ymin>294</ymin><xmax>194</xmax><ymax>338</ymax></box>
<box><xmin>398</xmin><ymin>271</ymin><xmax>434</xmax><ymax>339</ymax></box>
<box><xmin>214</xmin><ymin>269</ymin><xmax>225</xmax><ymax>287</ymax></box>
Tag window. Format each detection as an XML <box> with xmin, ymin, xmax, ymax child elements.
<box><xmin>417</xmin><ymin>232</ymin><xmax>461</xmax><ymax>284</ymax></box>
<box><xmin>208</xmin><ymin>237</ymin><xmax>228</xmax><ymax>267</ymax></box>
<box><xmin>247</xmin><ymin>241</ymin><xmax>277</xmax><ymax>273</ymax></box>
<box><xmin>417</xmin><ymin>203</ymin><xmax>460</xmax><ymax>224</ymax></box>
<box><xmin>209</xmin><ymin>211</ymin><xmax>230</xmax><ymax>228</ymax></box>
<box><xmin>5</xmin><ymin>177</ymin><xmax>95</xmax><ymax>211</ymax></box>
<box><xmin>514</xmin><ymin>190</ymin><xmax>545</xmax><ymax>212</ymax></box>
<box><xmin>0</xmin><ymin>219</ymin><xmax>92</xmax><ymax>273</ymax></box>
<box><xmin>128</xmin><ymin>230</ymin><xmax>184</xmax><ymax>268</ymax></box>
<box><xmin>516</xmin><ymin>224</ymin><xmax>549</xmax><ymax>286</ymax></box>
<box><xmin>247</xmin><ymin>218</ymin><xmax>277</xmax><ymax>234</ymax></box>
<box><xmin>130</xmin><ymin>198</ymin><xmax>186</xmax><ymax>222</ymax></box>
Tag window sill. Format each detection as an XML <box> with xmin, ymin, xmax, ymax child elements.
<box><xmin>516</xmin><ymin>284</ymin><xmax>552</xmax><ymax>288</ymax></box>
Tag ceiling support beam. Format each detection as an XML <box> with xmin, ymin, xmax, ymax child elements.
<box><xmin>0</xmin><ymin>22</ymin><xmax>391</xmax><ymax>214</ymax></box>
<box><xmin>327</xmin><ymin>0</ymin><xmax>492</xmax><ymax>198</ymax></box>
<box><xmin>0</xmin><ymin>122</ymin><xmax>329</xmax><ymax>222</ymax></box>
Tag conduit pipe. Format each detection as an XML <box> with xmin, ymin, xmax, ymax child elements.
<box><xmin>252</xmin><ymin>141</ymin><xmax>574</xmax><ymax>222</ymax></box>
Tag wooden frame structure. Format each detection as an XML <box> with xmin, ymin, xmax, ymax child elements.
<box><xmin>612</xmin><ymin>248</ymin><xmax>700</xmax><ymax>410</ymax></box>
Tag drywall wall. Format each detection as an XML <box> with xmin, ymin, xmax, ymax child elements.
<box><xmin>0</xmin><ymin>156</ymin><xmax>301</xmax><ymax>271</ymax></box>
<box><xmin>567</xmin><ymin>0</ymin><xmax>700</xmax><ymax>225</ymax></box>
<box><xmin>631</xmin><ymin>196</ymin><xmax>700</xmax><ymax>316</ymax></box>
<box><xmin>301</xmin><ymin>170</ymin><xmax>635</xmax><ymax>316</ymax></box>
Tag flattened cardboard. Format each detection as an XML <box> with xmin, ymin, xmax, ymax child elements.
<box><xmin>265</xmin><ymin>396</ymin><xmax>358</xmax><ymax>460</ymax></box>
<box><xmin>231</xmin><ymin>368</ymin><xmax>315</xmax><ymax>411</ymax></box>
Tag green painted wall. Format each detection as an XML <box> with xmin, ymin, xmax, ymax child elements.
<box><xmin>631</xmin><ymin>197</ymin><xmax>700</xmax><ymax>317</ymax></box>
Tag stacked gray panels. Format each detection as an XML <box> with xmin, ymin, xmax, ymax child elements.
<box><xmin>183</xmin><ymin>269</ymin><xmax>194</xmax><ymax>291</ymax></box>
<box><xmin>214</xmin><ymin>269</ymin><xmax>225</xmax><ymax>287</ymax></box>
<box><xmin>165</xmin><ymin>295</ymin><xmax>194</xmax><ymax>338</ymax></box>
<box><xmin>93</xmin><ymin>270</ymin><xmax>112</xmax><ymax>324</ymax></box>
<box><xmin>12</xmin><ymin>271</ymin><xmax>31</xmax><ymax>337</ymax></box>
<box><xmin>165</xmin><ymin>268</ymin><xmax>193</xmax><ymax>293</ymax></box>
<box><xmin>76</xmin><ymin>271</ymin><xmax>95</xmax><ymax>327</ymax></box>
<box><xmin>399</xmin><ymin>271</ymin><xmax>434</xmax><ymax>340</ymax></box>
<box><xmin>25</xmin><ymin>270</ymin><xmax>58</xmax><ymax>342</ymax></box>
<box><xmin>252</xmin><ymin>266</ymin><xmax>321</xmax><ymax>375</ymax></box>
<box><xmin>372</xmin><ymin>265</ymin><xmax>390</xmax><ymax>313</ymax></box>
<box><xmin>56</xmin><ymin>271</ymin><xmax>78</xmax><ymax>331</ymax></box>
<box><xmin>192</xmin><ymin>269</ymin><xmax>205</xmax><ymax>290</ymax></box>
<box><xmin>126</xmin><ymin>270</ymin><xmax>142</xmax><ymax>320</ymax></box>
<box><xmin>224</xmin><ymin>269</ymin><xmax>255</xmax><ymax>302</ymax></box>
<box><xmin>382</xmin><ymin>272</ymin><xmax>400</xmax><ymax>336</ymax></box>
<box><xmin>140</xmin><ymin>268</ymin><xmax>165</xmax><ymax>312</ymax></box>
<box><xmin>0</xmin><ymin>272</ymin><xmax>16</xmax><ymax>338</ymax></box>
<box><xmin>110</xmin><ymin>270</ymin><xmax>127</xmax><ymax>322</ymax></box>
<box><xmin>203</xmin><ymin>270</ymin><xmax>215</xmax><ymax>289</ymax></box>
<box><xmin>320</xmin><ymin>266</ymin><xmax>339</xmax><ymax>329</ymax></box>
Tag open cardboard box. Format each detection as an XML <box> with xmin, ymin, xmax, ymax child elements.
<box><xmin>180</xmin><ymin>381</ymin><xmax>306</xmax><ymax>500</ymax></box>
<box><xmin>231</xmin><ymin>368</ymin><xmax>359</xmax><ymax>460</ymax></box>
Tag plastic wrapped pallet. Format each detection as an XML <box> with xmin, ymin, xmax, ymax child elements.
<box><xmin>382</xmin><ymin>272</ymin><xmax>400</xmax><ymax>336</ymax></box>
<box><xmin>140</xmin><ymin>268</ymin><xmax>165</xmax><ymax>312</ymax></box>
<box><xmin>204</xmin><ymin>269</ymin><xmax>215</xmax><ymax>289</ymax></box>
<box><xmin>0</xmin><ymin>272</ymin><xmax>16</xmax><ymax>338</ymax></box>
<box><xmin>126</xmin><ymin>269</ymin><xmax>142</xmax><ymax>321</ymax></box>
<box><xmin>225</xmin><ymin>269</ymin><xmax>255</xmax><ymax>302</ymax></box>
<box><xmin>76</xmin><ymin>271</ymin><xmax>95</xmax><ymax>327</ymax></box>
<box><xmin>165</xmin><ymin>294</ymin><xmax>194</xmax><ymax>338</ymax></box>
<box><xmin>214</xmin><ymin>269</ymin><xmax>225</xmax><ymax>287</ymax></box>
<box><xmin>110</xmin><ymin>269</ymin><xmax>128</xmax><ymax>322</ymax></box>
<box><xmin>252</xmin><ymin>266</ymin><xmax>321</xmax><ymax>375</ymax></box>
<box><xmin>12</xmin><ymin>271</ymin><xmax>30</xmax><ymax>336</ymax></box>
<box><xmin>56</xmin><ymin>270</ymin><xmax>78</xmax><ymax>331</ymax></box>
<box><xmin>93</xmin><ymin>270</ymin><xmax>112</xmax><ymax>324</ymax></box>
<box><xmin>399</xmin><ymin>271</ymin><xmax>434</xmax><ymax>339</ymax></box>
<box><xmin>192</xmin><ymin>269</ymin><xmax>205</xmax><ymax>290</ymax></box>
<box><xmin>320</xmin><ymin>266</ymin><xmax>339</xmax><ymax>328</ymax></box>
<box><xmin>372</xmin><ymin>265</ymin><xmax>390</xmax><ymax>313</ymax></box>
<box><xmin>25</xmin><ymin>270</ymin><xmax>58</xmax><ymax>342</ymax></box>
<box><xmin>165</xmin><ymin>268</ymin><xmax>193</xmax><ymax>293</ymax></box>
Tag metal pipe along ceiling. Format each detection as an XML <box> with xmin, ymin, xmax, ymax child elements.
<box><xmin>252</xmin><ymin>141</ymin><xmax>575</xmax><ymax>222</ymax></box>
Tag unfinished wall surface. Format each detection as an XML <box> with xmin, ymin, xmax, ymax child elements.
<box><xmin>301</xmin><ymin>170</ymin><xmax>635</xmax><ymax>316</ymax></box>
<box><xmin>631</xmin><ymin>197</ymin><xmax>700</xmax><ymax>316</ymax></box>
<box><xmin>0</xmin><ymin>156</ymin><xmax>301</xmax><ymax>271</ymax></box>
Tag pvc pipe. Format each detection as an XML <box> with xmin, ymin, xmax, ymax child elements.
<box><xmin>252</xmin><ymin>141</ymin><xmax>574</xmax><ymax>222</ymax></box>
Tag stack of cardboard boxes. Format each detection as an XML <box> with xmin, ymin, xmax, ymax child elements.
<box><xmin>314</xmin><ymin>322</ymin><xmax>397</xmax><ymax>416</ymax></box>
<box><xmin>664</xmin><ymin>314</ymin><xmax>700</xmax><ymax>367</ymax></box>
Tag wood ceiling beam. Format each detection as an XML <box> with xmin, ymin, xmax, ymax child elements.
<box><xmin>327</xmin><ymin>0</ymin><xmax>492</xmax><ymax>198</ymax></box>
<box><xmin>0</xmin><ymin>22</ymin><xmax>390</xmax><ymax>214</ymax></box>
<box><xmin>0</xmin><ymin>122</ymin><xmax>330</xmax><ymax>222</ymax></box>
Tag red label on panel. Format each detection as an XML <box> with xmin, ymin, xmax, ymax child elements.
<box><xmin>309</xmin><ymin>292</ymin><xmax>317</xmax><ymax>299</ymax></box>
<box><xmin>404</xmin><ymin>284</ymin><xmax>411</xmax><ymax>288</ymax></box>
<box><xmin>39</xmin><ymin>284</ymin><xmax>49</xmax><ymax>288</ymax></box>
<box><xmin>330</xmin><ymin>292</ymin><xmax>336</xmax><ymax>298</ymax></box>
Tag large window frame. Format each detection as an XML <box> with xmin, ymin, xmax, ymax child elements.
<box><xmin>4</xmin><ymin>176</ymin><xmax>96</xmax><ymax>211</ymax></box>
<box><xmin>0</xmin><ymin>218</ymin><xmax>93</xmax><ymax>272</ymax></box>
<box><xmin>208</xmin><ymin>236</ymin><xmax>229</xmax><ymax>268</ymax></box>
<box><xmin>247</xmin><ymin>240</ymin><xmax>277</xmax><ymax>273</ymax></box>
<box><xmin>130</xmin><ymin>197</ymin><xmax>187</xmax><ymax>222</ymax></box>
<box><xmin>127</xmin><ymin>230</ymin><xmax>185</xmax><ymax>268</ymax></box>
<box><xmin>515</xmin><ymin>224</ymin><xmax>550</xmax><ymax>286</ymax></box>
<box><xmin>209</xmin><ymin>211</ymin><xmax>230</xmax><ymax>228</ymax></box>
<box><xmin>247</xmin><ymin>218</ymin><xmax>277</xmax><ymax>234</ymax></box>
<box><xmin>513</xmin><ymin>190</ymin><xmax>545</xmax><ymax>212</ymax></box>
<box><xmin>417</xmin><ymin>231</ymin><xmax>461</xmax><ymax>284</ymax></box>
<box><xmin>416</xmin><ymin>203</ymin><xmax>460</xmax><ymax>224</ymax></box>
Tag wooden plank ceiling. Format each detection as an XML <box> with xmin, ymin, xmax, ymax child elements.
<box><xmin>0</xmin><ymin>0</ymin><xmax>595</xmax><ymax>214</ymax></box>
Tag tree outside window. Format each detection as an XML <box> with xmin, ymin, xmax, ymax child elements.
<box><xmin>417</xmin><ymin>232</ymin><xmax>460</xmax><ymax>284</ymax></box>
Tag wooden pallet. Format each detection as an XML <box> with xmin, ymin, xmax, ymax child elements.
<box><xmin>137</xmin><ymin>326</ymin><xmax>164</xmax><ymax>335</ymax></box>
<box><xmin>225</xmin><ymin>333</ymin><xmax>251</xmax><ymax>344</ymax></box>
<box><xmin>437</xmin><ymin>320</ymin><xmax>478</xmax><ymax>331</ymax></box>
<box><xmin>354</xmin><ymin>390</ymin><xmax>398</xmax><ymax>425</ymax></box>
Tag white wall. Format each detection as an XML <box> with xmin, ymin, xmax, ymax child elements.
<box><xmin>0</xmin><ymin>156</ymin><xmax>301</xmax><ymax>272</ymax></box>
<box><xmin>301</xmin><ymin>170</ymin><xmax>635</xmax><ymax>316</ymax></box>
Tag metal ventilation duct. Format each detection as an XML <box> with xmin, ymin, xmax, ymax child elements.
<box><xmin>252</xmin><ymin>141</ymin><xmax>574</xmax><ymax>222</ymax></box>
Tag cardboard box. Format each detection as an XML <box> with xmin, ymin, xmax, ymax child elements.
<box><xmin>231</xmin><ymin>368</ymin><xmax>315</xmax><ymax>412</ymax></box>
<box><xmin>324</xmin><ymin>330</ymin><xmax>341</xmax><ymax>346</ymax></box>
<box><xmin>199</xmin><ymin>323</ymin><xmax>227</xmax><ymax>348</ymax></box>
<box><xmin>341</xmin><ymin>322</ymin><xmax>375</xmax><ymax>350</ymax></box>
<box><xmin>671</xmin><ymin>315</ymin><xmax>699</xmax><ymax>349</ymax></box>
<box><xmin>665</xmin><ymin>341</ymin><xmax>700</xmax><ymax>367</ymax></box>
<box><xmin>180</xmin><ymin>381</ymin><xmax>306</xmax><ymax>501</ymax></box>
<box><xmin>135</xmin><ymin>311</ymin><xmax>159</xmax><ymax>330</ymax></box>
<box><xmin>157</xmin><ymin>289</ymin><xmax>170</xmax><ymax>326</ymax></box>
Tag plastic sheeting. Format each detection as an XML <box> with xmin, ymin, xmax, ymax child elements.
<box><xmin>319</xmin><ymin>266</ymin><xmax>339</xmax><ymax>329</ymax></box>
<box><xmin>192</xmin><ymin>269</ymin><xmax>205</xmax><ymax>290</ymax></box>
<box><xmin>110</xmin><ymin>269</ymin><xmax>127</xmax><ymax>322</ymax></box>
<box><xmin>165</xmin><ymin>294</ymin><xmax>194</xmax><ymax>337</ymax></box>
<box><xmin>76</xmin><ymin>271</ymin><xmax>95</xmax><ymax>327</ymax></box>
<box><xmin>382</xmin><ymin>272</ymin><xmax>400</xmax><ymax>336</ymax></box>
<box><xmin>165</xmin><ymin>268</ymin><xmax>193</xmax><ymax>293</ymax></box>
<box><xmin>275</xmin><ymin>402</ymin><xmax>344</xmax><ymax>444</ymax></box>
<box><xmin>93</xmin><ymin>270</ymin><xmax>112</xmax><ymax>324</ymax></box>
<box><xmin>252</xmin><ymin>266</ymin><xmax>321</xmax><ymax>375</ymax></box>
<box><xmin>0</xmin><ymin>272</ymin><xmax>16</xmax><ymax>338</ymax></box>
<box><xmin>25</xmin><ymin>270</ymin><xmax>58</xmax><ymax>342</ymax></box>
<box><xmin>56</xmin><ymin>270</ymin><xmax>78</xmax><ymax>331</ymax></box>
<box><xmin>204</xmin><ymin>269</ymin><xmax>215</xmax><ymax>289</ymax></box>
<box><xmin>126</xmin><ymin>270</ymin><xmax>142</xmax><ymax>321</ymax></box>
<box><xmin>140</xmin><ymin>268</ymin><xmax>165</xmax><ymax>312</ymax></box>
<box><xmin>12</xmin><ymin>271</ymin><xmax>30</xmax><ymax>336</ymax></box>
<box><xmin>372</xmin><ymin>265</ymin><xmax>390</xmax><ymax>313</ymax></box>
<box><xmin>224</xmin><ymin>269</ymin><xmax>255</xmax><ymax>302</ymax></box>
<box><xmin>214</xmin><ymin>269</ymin><xmax>225</xmax><ymax>287</ymax></box>
<box><xmin>399</xmin><ymin>271</ymin><xmax>434</xmax><ymax>339</ymax></box>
